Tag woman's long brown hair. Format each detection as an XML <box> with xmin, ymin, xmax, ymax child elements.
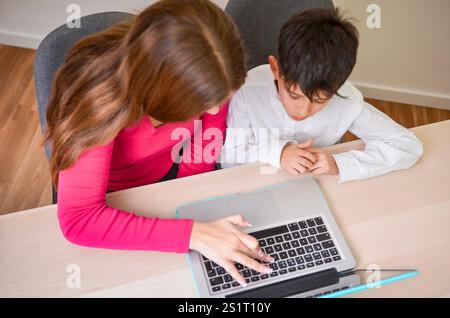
<box><xmin>45</xmin><ymin>0</ymin><xmax>246</xmax><ymax>186</ymax></box>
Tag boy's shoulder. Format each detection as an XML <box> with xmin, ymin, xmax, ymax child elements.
<box><xmin>336</xmin><ymin>81</ymin><xmax>363</xmax><ymax>102</ymax></box>
<box><xmin>333</xmin><ymin>81</ymin><xmax>365</xmax><ymax>113</ymax></box>
<box><xmin>245</xmin><ymin>64</ymin><xmax>274</xmax><ymax>87</ymax></box>
<box><xmin>231</xmin><ymin>64</ymin><xmax>274</xmax><ymax>107</ymax></box>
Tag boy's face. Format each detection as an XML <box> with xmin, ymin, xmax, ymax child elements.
<box><xmin>268</xmin><ymin>56</ymin><xmax>331</xmax><ymax>121</ymax></box>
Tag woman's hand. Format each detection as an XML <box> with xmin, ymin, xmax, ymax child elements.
<box><xmin>189</xmin><ymin>214</ymin><xmax>274</xmax><ymax>287</ymax></box>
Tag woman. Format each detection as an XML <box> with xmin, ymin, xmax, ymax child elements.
<box><xmin>45</xmin><ymin>0</ymin><xmax>272</xmax><ymax>287</ymax></box>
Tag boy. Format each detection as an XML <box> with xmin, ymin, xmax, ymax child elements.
<box><xmin>220</xmin><ymin>8</ymin><xmax>423</xmax><ymax>183</ymax></box>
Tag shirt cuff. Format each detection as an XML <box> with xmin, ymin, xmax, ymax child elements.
<box><xmin>332</xmin><ymin>153</ymin><xmax>365</xmax><ymax>183</ymax></box>
<box><xmin>269</xmin><ymin>140</ymin><xmax>297</xmax><ymax>169</ymax></box>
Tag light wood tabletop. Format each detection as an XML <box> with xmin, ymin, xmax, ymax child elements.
<box><xmin>1</xmin><ymin>120</ymin><xmax>449</xmax><ymax>298</ymax></box>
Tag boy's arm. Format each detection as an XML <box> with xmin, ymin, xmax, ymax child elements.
<box><xmin>332</xmin><ymin>102</ymin><xmax>423</xmax><ymax>183</ymax></box>
<box><xmin>220</xmin><ymin>91</ymin><xmax>294</xmax><ymax>169</ymax></box>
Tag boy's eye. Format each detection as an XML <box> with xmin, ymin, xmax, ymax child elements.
<box><xmin>289</xmin><ymin>94</ymin><xmax>302</xmax><ymax>100</ymax></box>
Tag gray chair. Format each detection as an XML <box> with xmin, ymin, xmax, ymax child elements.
<box><xmin>225</xmin><ymin>0</ymin><xmax>334</xmax><ymax>70</ymax></box>
<box><xmin>34</xmin><ymin>12</ymin><xmax>134</xmax><ymax>203</ymax></box>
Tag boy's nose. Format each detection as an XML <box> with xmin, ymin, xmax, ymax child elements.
<box><xmin>300</xmin><ymin>104</ymin><xmax>312</xmax><ymax>118</ymax></box>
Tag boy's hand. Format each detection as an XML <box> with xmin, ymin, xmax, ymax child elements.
<box><xmin>280</xmin><ymin>139</ymin><xmax>316</xmax><ymax>175</ymax></box>
<box><xmin>307</xmin><ymin>148</ymin><xmax>339</xmax><ymax>176</ymax></box>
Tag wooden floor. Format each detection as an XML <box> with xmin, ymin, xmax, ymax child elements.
<box><xmin>0</xmin><ymin>45</ymin><xmax>52</xmax><ymax>215</ymax></box>
<box><xmin>342</xmin><ymin>98</ymin><xmax>450</xmax><ymax>141</ymax></box>
<box><xmin>1</xmin><ymin>44</ymin><xmax>450</xmax><ymax>215</ymax></box>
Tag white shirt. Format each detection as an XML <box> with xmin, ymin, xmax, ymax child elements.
<box><xmin>220</xmin><ymin>65</ymin><xmax>423</xmax><ymax>183</ymax></box>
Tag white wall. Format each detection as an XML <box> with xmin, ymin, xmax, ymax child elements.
<box><xmin>0</xmin><ymin>0</ymin><xmax>228</xmax><ymax>48</ymax></box>
<box><xmin>0</xmin><ymin>0</ymin><xmax>449</xmax><ymax>110</ymax></box>
<box><xmin>333</xmin><ymin>0</ymin><xmax>450</xmax><ymax>110</ymax></box>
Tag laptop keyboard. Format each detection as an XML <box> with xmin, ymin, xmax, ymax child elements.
<box><xmin>202</xmin><ymin>215</ymin><xmax>343</xmax><ymax>295</ymax></box>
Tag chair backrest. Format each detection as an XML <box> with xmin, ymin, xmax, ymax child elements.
<box><xmin>34</xmin><ymin>11</ymin><xmax>134</xmax><ymax>159</ymax></box>
<box><xmin>225</xmin><ymin>0</ymin><xmax>334</xmax><ymax>71</ymax></box>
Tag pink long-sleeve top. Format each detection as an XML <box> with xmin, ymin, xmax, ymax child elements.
<box><xmin>57</xmin><ymin>104</ymin><xmax>228</xmax><ymax>253</ymax></box>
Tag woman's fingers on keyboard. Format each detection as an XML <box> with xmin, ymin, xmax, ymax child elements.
<box><xmin>238</xmin><ymin>240</ymin><xmax>273</xmax><ymax>263</ymax></box>
<box><xmin>234</xmin><ymin>228</ymin><xmax>274</xmax><ymax>263</ymax></box>
<box><xmin>235</xmin><ymin>231</ymin><xmax>269</xmax><ymax>261</ymax></box>
<box><xmin>235</xmin><ymin>230</ymin><xmax>259</xmax><ymax>250</ymax></box>
<box><xmin>223</xmin><ymin>262</ymin><xmax>247</xmax><ymax>287</ymax></box>
<box><xmin>234</xmin><ymin>251</ymin><xmax>273</xmax><ymax>275</ymax></box>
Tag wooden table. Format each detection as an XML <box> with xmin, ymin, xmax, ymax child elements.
<box><xmin>1</xmin><ymin>120</ymin><xmax>449</xmax><ymax>298</ymax></box>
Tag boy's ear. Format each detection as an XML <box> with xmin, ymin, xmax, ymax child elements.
<box><xmin>268</xmin><ymin>56</ymin><xmax>279</xmax><ymax>80</ymax></box>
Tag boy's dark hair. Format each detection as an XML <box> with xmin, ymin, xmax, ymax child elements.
<box><xmin>278</xmin><ymin>8</ymin><xmax>359</xmax><ymax>101</ymax></box>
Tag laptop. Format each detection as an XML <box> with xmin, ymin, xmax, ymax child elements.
<box><xmin>176</xmin><ymin>178</ymin><xmax>356</xmax><ymax>298</ymax></box>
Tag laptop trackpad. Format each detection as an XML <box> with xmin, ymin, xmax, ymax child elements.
<box><xmin>226</xmin><ymin>191</ymin><xmax>283</xmax><ymax>228</ymax></box>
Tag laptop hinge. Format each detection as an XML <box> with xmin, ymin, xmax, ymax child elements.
<box><xmin>226</xmin><ymin>268</ymin><xmax>339</xmax><ymax>298</ymax></box>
